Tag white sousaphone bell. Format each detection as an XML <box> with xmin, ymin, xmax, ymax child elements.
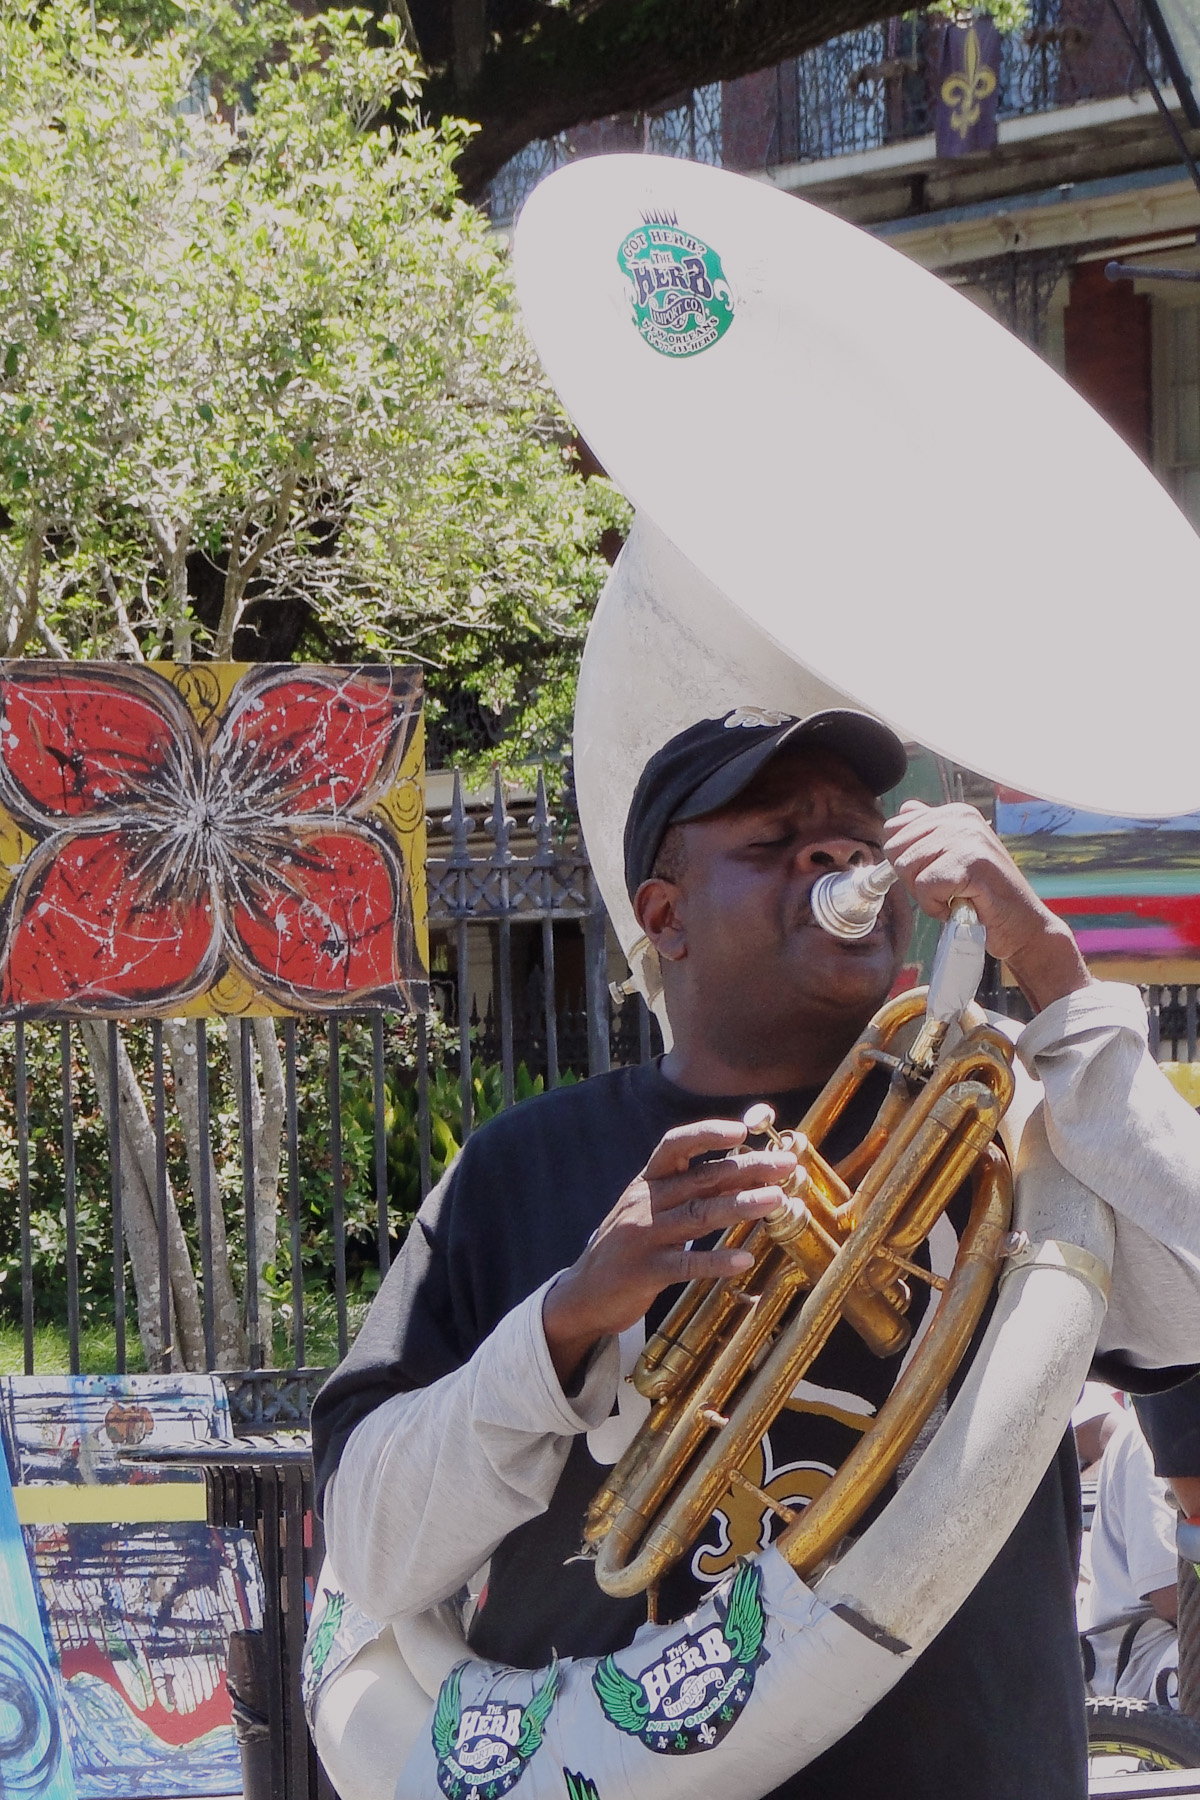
<box><xmin>314</xmin><ymin>155</ymin><xmax>1200</xmax><ymax>1800</ymax></box>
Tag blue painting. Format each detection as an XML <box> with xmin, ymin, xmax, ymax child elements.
<box><xmin>0</xmin><ymin>1438</ymin><xmax>76</xmax><ymax>1800</ymax></box>
<box><xmin>26</xmin><ymin>1523</ymin><xmax>263</xmax><ymax>1799</ymax></box>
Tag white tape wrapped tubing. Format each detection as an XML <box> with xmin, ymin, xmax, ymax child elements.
<box><xmin>324</xmin><ymin>1113</ymin><xmax>1111</xmax><ymax>1799</ymax></box>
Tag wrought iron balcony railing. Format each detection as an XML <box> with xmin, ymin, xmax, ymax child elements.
<box><xmin>486</xmin><ymin>1</ymin><xmax>1166</xmax><ymax>223</ymax></box>
<box><xmin>775</xmin><ymin>0</ymin><xmax>1165</xmax><ymax>167</ymax></box>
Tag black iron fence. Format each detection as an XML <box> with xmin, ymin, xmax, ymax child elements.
<box><xmin>0</xmin><ymin>770</ymin><xmax>662</xmax><ymax>1424</ymax></box>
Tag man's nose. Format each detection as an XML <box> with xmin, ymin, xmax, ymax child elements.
<box><xmin>795</xmin><ymin>839</ymin><xmax>874</xmax><ymax>876</ymax></box>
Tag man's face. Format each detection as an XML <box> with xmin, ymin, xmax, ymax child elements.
<box><xmin>640</xmin><ymin>746</ymin><xmax>912</xmax><ymax>1049</ymax></box>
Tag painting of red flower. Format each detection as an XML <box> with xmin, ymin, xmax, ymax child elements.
<box><xmin>0</xmin><ymin>663</ymin><xmax>427</xmax><ymax>1018</ymax></box>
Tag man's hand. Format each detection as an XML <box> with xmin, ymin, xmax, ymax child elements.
<box><xmin>883</xmin><ymin>800</ymin><xmax>1090</xmax><ymax>1013</ymax></box>
<box><xmin>542</xmin><ymin>1120</ymin><xmax>797</xmax><ymax>1389</ymax></box>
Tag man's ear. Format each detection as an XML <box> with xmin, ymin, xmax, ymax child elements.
<box><xmin>633</xmin><ymin>877</ymin><xmax>687</xmax><ymax>962</ymax></box>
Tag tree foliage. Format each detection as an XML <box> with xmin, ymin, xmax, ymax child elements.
<box><xmin>0</xmin><ymin>0</ymin><xmax>626</xmax><ymax>767</ymax></box>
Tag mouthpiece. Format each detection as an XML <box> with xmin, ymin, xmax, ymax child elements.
<box><xmin>809</xmin><ymin>861</ymin><xmax>897</xmax><ymax>940</ymax></box>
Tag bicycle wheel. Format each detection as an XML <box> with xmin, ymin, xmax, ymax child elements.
<box><xmin>1087</xmin><ymin>1696</ymin><xmax>1200</xmax><ymax>1773</ymax></box>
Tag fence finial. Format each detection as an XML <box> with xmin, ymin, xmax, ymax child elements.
<box><xmin>442</xmin><ymin>770</ymin><xmax>474</xmax><ymax>870</ymax></box>
<box><xmin>487</xmin><ymin>768</ymin><xmax>516</xmax><ymax>867</ymax></box>
<box><xmin>532</xmin><ymin>770</ymin><xmax>557</xmax><ymax>868</ymax></box>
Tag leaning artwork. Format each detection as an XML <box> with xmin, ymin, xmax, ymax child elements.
<box><xmin>27</xmin><ymin>1521</ymin><xmax>264</xmax><ymax>1799</ymax></box>
<box><xmin>0</xmin><ymin>662</ymin><xmax>427</xmax><ymax>1017</ymax></box>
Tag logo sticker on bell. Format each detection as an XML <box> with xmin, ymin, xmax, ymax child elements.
<box><xmin>432</xmin><ymin>1661</ymin><xmax>560</xmax><ymax>1796</ymax></box>
<box><xmin>617</xmin><ymin>221</ymin><xmax>734</xmax><ymax>358</ymax></box>
<box><xmin>592</xmin><ymin>1561</ymin><xmax>768</xmax><ymax>1754</ymax></box>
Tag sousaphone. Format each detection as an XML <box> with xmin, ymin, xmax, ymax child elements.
<box><xmin>313</xmin><ymin>155</ymin><xmax>1200</xmax><ymax>1800</ymax></box>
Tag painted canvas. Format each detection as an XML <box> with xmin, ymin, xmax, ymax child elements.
<box><xmin>0</xmin><ymin>1440</ymin><xmax>76</xmax><ymax>1800</ymax></box>
<box><xmin>0</xmin><ymin>662</ymin><xmax>427</xmax><ymax>1017</ymax></box>
<box><xmin>27</xmin><ymin>1522</ymin><xmax>263</xmax><ymax>1799</ymax></box>
<box><xmin>0</xmin><ymin>1375</ymin><xmax>230</xmax><ymax>1493</ymax></box>
<box><xmin>997</xmin><ymin>788</ymin><xmax>1200</xmax><ymax>973</ymax></box>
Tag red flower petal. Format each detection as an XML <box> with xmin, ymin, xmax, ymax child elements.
<box><xmin>215</xmin><ymin>667</ymin><xmax>419</xmax><ymax>820</ymax></box>
<box><xmin>0</xmin><ymin>666</ymin><xmax>199</xmax><ymax>825</ymax></box>
<box><xmin>0</xmin><ymin>831</ymin><xmax>217</xmax><ymax>1013</ymax></box>
<box><xmin>228</xmin><ymin>826</ymin><xmax>409</xmax><ymax>1005</ymax></box>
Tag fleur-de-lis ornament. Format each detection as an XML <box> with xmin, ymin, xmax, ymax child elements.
<box><xmin>941</xmin><ymin>23</ymin><xmax>998</xmax><ymax>140</ymax></box>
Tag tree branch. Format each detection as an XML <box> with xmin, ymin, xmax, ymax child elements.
<box><xmin>452</xmin><ymin>0</ymin><xmax>487</xmax><ymax>89</ymax></box>
<box><xmin>3</xmin><ymin>527</ymin><xmax>43</xmax><ymax>659</ymax></box>
<box><xmin>144</xmin><ymin>506</ymin><xmax>193</xmax><ymax>662</ymax></box>
<box><xmin>37</xmin><ymin>616</ymin><xmax>69</xmax><ymax>659</ymax></box>
<box><xmin>100</xmin><ymin>564</ymin><xmax>144</xmax><ymax>659</ymax></box>
<box><xmin>423</xmin><ymin>0</ymin><xmax>902</xmax><ymax>195</ymax></box>
<box><xmin>214</xmin><ymin>471</ymin><xmax>298</xmax><ymax>659</ymax></box>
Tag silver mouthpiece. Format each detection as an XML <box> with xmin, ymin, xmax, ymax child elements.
<box><xmin>809</xmin><ymin>861</ymin><xmax>897</xmax><ymax>940</ymax></box>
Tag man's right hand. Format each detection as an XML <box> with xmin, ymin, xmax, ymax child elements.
<box><xmin>542</xmin><ymin>1120</ymin><xmax>798</xmax><ymax>1389</ymax></box>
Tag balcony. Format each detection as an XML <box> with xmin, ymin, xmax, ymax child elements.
<box><xmin>747</xmin><ymin>0</ymin><xmax>1164</xmax><ymax>170</ymax></box>
<box><xmin>487</xmin><ymin>0</ymin><xmax>1166</xmax><ymax>225</ymax></box>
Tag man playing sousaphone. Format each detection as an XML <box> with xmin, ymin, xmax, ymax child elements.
<box><xmin>309</xmin><ymin>706</ymin><xmax>1200</xmax><ymax>1799</ymax></box>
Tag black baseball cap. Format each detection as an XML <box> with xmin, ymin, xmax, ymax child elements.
<box><xmin>623</xmin><ymin>706</ymin><xmax>908</xmax><ymax>897</ymax></box>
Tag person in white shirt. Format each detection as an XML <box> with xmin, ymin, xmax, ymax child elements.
<box><xmin>1080</xmin><ymin>1407</ymin><xmax>1179</xmax><ymax>1707</ymax></box>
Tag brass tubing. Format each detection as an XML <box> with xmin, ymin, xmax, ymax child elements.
<box><xmin>796</xmin><ymin>991</ymin><xmax>932</xmax><ymax>1151</ymax></box>
<box><xmin>772</xmin><ymin>1190</ymin><xmax>912</xmax><ymax>1360</ymax></box>
<box><xmin>792</xmin><ymin>1142</ymin><xmax>854</xmax><ymax>1227</ymax></box>
<box><xmin>592</xmin><ymin>1247</ymin><xmax>809</xmax><ymax>1579</ymax></box>
<box><xmin>828</xmin><ymin>1024</ymin><xmax>1005</xmax><ymax>1240</ymax></box>
<box><xmin>778</xmin><ymin>1143</ymin><xmax>1012</xmax><ymax>1576</ymax></box>
<box><xmin>593</xmin><ymin>1141</ymin><xmax>926</xmax><ymax>1592</ymax></box>
<box><xmin>882</xmin><ymin>1088</ymin><xmax>1010</xmax><ymax>1259</ymax></box>
<box><xmin>597</xmin><ymin>1035</ymin><xmax>1015</xmax><ymax>1595</ymax></box>
<box><xmin>585</xmin><ymin>989</ymin><xmax>1020</xmax><ymax>1603</ymax></box>
<box><xmin>635</xmin><ymin>1217</ymin><xmax>766</xmax><ymax>1400</ymax></box>
<box><xmin>595</xmin><ymin>1109</ymin><xmax>949</xmax><ymax>1596</ymax></box>
<box><xmin>832</xmin><ymin>1082</ymin><xmax>910</xmax><ymax>1193</ymax></box>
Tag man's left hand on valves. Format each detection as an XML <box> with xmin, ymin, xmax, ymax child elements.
<box><xmin>883</xmin><ymin>799</ymin><xmax>1091</xmax><ymax>1014</ymax></box>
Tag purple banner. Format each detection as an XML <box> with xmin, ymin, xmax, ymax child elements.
<box><xmin>936</xmin><ymin>17</ymin><xmax>1002</xmax><ymax>157</ymax></box>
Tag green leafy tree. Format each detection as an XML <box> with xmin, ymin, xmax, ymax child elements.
<box><xmin>0</xmin><ymin>0</ymin><xmax>623</xmax><ymax>1367</ymax></box>
<box><xmin>0</xmin><ymin>0</ymin><xmax>625</xmax><ymax>765</ymax></box>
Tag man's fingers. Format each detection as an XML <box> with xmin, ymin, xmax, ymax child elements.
<box><xmin>664</xmin><ymin>1244</ymin><xmax>758</xmax><ymax>1283</ymax></box>
<box><xmin>650</xmin><ymin>1148</ymin><xmax>796</xmax><ymax>1214</ymax></box>
<box><xmin>652</xmin><ymin>1184</ymin><xmax>787</xmax><ymax>1243</ymax></box>
<box><xmin>642</xmin><ymin>1118</ymin><xmax>749</xmax><ymax>1180</ymax></box>
<box><xmin>883</xmin><ymin>801</ymin><xmax>985</xmax><ymax>854</ymax></box>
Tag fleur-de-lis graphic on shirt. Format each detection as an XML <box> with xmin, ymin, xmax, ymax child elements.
<box><xmin>941</xmin><ymin>24</ymin><xmax>997</xmax><ymax>140</ymax></box>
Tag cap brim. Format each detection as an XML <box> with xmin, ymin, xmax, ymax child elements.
<box><xmin>672</xmin><ymin>710</ymin><xmax>908</xmax><ymax>824</ymax></box>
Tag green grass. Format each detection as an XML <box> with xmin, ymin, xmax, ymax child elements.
<box><xmin>0</xmin><ymin>1288</ymin><xmax>370</xmax><ymax>1377</ymax></box>
<box><xmin>0</xmin><ymin>1319</ymin><xmax>149</xmax><ymax>1375</ymax></box>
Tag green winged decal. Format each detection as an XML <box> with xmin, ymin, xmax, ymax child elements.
<box><xmin>304</xmin><ymin>1589</ymin><xmax>345</xmax><ymax>1684</ymax></box>
<box><xmin>723</xmin><ymin>1562</ymin><xmax>767</xmax><ymax>1666</ymax></box>
<box><xmin>563</xmin><ymin>1775</ymin><xmax>601</xmax><ymax>1800</ymax></box>
<box><xmin>433</xmin><ymin>1661</ymin><xmax>560</xmax><ymax>1796</ymax></box>
<box><xmin>432</xmin><ymin>1664</ymin><xmax>463</xmax><ymax>1764</ymax></box>
<box><xmin>516</xmin><ymin>1662</ymin><xmax>560</xmax><ymax>1759</ymax></box>
<box><xmin>592</xmin><ymin>1559</ymin><xmax>769</xmax><ymax>1756</ymax></box>
<box><xmin>591</xmin><ymin>1656</ymin><xmax>649</xmax><ymax>1735</ymax></box>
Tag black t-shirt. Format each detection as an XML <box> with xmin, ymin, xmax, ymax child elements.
<box><xmin>313</xmin><ymin>1061</ymin><xmax>1088</xmax><ymax>1800</ymax></box>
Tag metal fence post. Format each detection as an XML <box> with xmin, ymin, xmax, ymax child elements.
<box><xmin>583</xmin><ymin>901</ymin><xmax>611</xmax><ymax>1077</ymax></box>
